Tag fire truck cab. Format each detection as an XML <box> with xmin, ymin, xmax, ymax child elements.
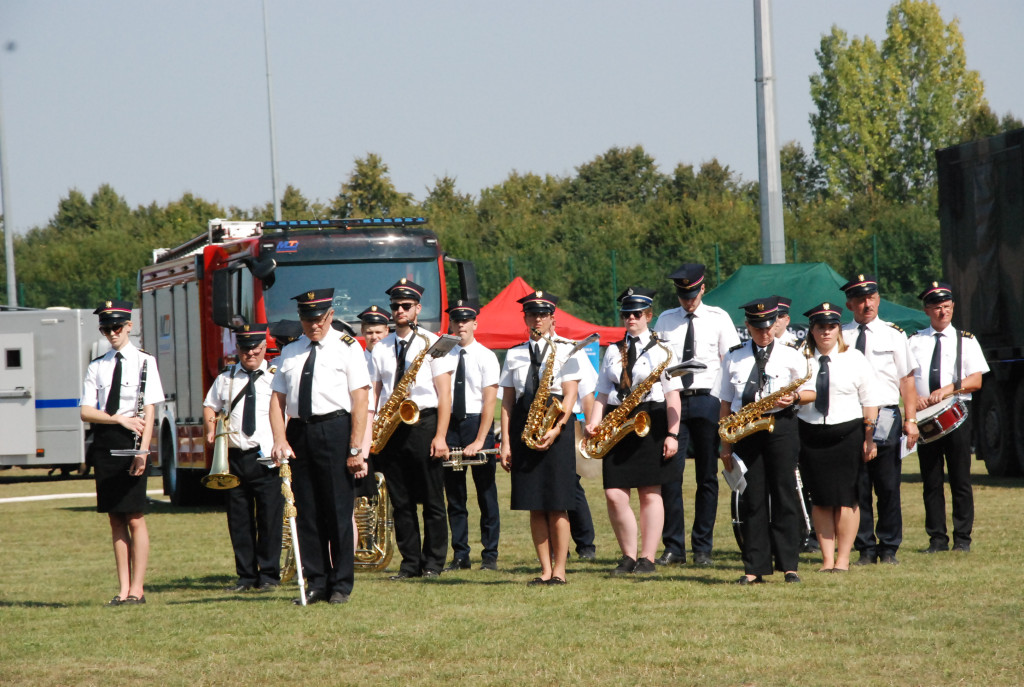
<box><xmin>139</xmin><ymin>217</ymin><xmax>476</xmax><ymax>505</ymax></box>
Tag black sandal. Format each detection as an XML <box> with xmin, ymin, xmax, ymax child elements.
<box><xmin>546</xmin><ymin>577</ymin><xmax>566</xmax><ymax>586</ymax></box>
<box><xmin>527</xmin><ymin>577</ymin><xmax>548</xmax><ymax>586</ymax></box>
<box><xmin>122</xmin><ymin>595</ymin><xmax>146</xmax><ymax>605</ymax></box>
<box><xmin>105</xmin><ymin>596</ymin><xmax>125</xmax><ymax>607</ymax></box>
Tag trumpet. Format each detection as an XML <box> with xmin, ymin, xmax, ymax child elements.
<box><xmin>443</xmin><ymin>447</ymin><xmax>500</xmax><ymax>471</ymax></box>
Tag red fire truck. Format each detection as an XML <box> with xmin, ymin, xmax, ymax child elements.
<box><xmin>139</xmin><ymin>217</ymin><xmax>478</xmax><ymax>505</ymax></box>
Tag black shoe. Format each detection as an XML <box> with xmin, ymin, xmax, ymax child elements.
<box><xmin>655</xmin><ymin>551</ymin><xmax>685</xmax><ymax>566</ymax></box>
<box><xmin>852</xmin><ymin>553</ymin><xmax>877</xmax><ymax>566</ymax></box>
<box><xmin>784</xmin><ymin>572</ymin><xmax>801</xmax><ymax>583</ymax></box>
<box><xmin>480</xmin><ymin>559</ymin><xmax>498</xmax><ymax>571</ymax></box>
<box><xmin>546</xmin><ymin>577</ymin><xmax>566</xmax><ymax>586</ymax></box>
<box><xmin>293</xmin><ymin>589</ymin><xmax>327</xmax><ymax>605</ymax></box>
<box><xmin>105</xmin><ymin>596</ymin><xmax>126</xmax><ymax>607</ymax></box>
<box><xmin>692</xmin><ymin>552</ymin><xmax>713</xmax><ymax>567</ymax></box>
<box><xmin>735</xmin><ymin>575</ymin><xmax>763</xmax><ymax>585</ymax></box>
<box><xmin>388</xmin><ymin>571</ymin><xmax>421</xmax><ymax>581</ymax></box>
<box><xmin>577</xmin><ymin>548</ymin><xmax>597</xmax><ymax>561</ymax></box>
<box><xmin>443</xmin><ymin>558</ymin><xmax>471</xmax><ymax>572</ymax></box>
<box><xmin>952</xmin><ymin>544</ymin><xmax>971</xmax><ymax>553</ymax></box>
<box><xmin>633</xmin><ymin>558</ymin><xmax>657</xmax><ymax>575</ymax></box>
<box><xmin>527</xmin><ymin>577</ymin><xmax>548</xmax><ymax>586</ymax></box>
<box><xmin>225</xmin><ymin>582</ymin><xmax>254</xmax><ymax>592</ymax></box>
<box><xmin>255</xmin><ymin>581</ymin><xmax>280</xmax><ymax>591</ymax></box>
<box><xmin>328</xmin><ymin>591</ymin><xmax>350</xmax><ymax>604</ymax></box>
<box><xmin>879</xmin><ymin>554</ymin><xmax>900</xmax><ymax>565</ymax></box>
<box><xmin>611</xmin><ymin>556</ymin><xmax>637</xmax><ymax>576</ymax></box>
<box><xmin>422</xmin><ymin>570</ymin><xmax>441</xmax><ymax>579</ymax></box>
<box><xmin>922</xmin><ymin>544</ymin><xmax>948</xmax><ymax>554</ymax></box>
<box><xmin>122</xmin><ymin>595</ymin><xmax>146</xmax><ymax>605</ymax></box>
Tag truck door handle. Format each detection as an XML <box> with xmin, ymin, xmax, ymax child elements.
<box><xmin>0</xmin><ymin>387</ymin><xmax>32</xmax><ymax>399</ymax></box>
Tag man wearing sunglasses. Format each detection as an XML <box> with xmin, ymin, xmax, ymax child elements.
<box><xmin>370</xmin><ymin>278</ymin><xmax>456</xmax><ymax>580</ymax></box>
<box><xmin>270</xmin><ymin>288</ymin><xmax>371</xmax><ymax>605</ymax></box>
<box><xmin>80</xmin><ymin>300</ymin><xmax>164</xmax><ymax>606</ymax></box>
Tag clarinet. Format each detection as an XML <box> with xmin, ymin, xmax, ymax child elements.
<box><xmin>110</xmin><ymin>359</ymin><xmax>149</xmax><ymax>457</ymax></box>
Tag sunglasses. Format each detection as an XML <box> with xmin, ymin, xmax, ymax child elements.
<box><xmin>99</xmin><ymin>325</ymin><xmax>126</xmax><ymax>335</ymax></box>
<box><xmin>621</xmin><ymin>312</ymin><xmax>644</xmax><ymax>320</ymax></box>
<box><xmin>390</xmin><ymin>302</ymin><xmax>416</xmax><ymax>311</ymax></box>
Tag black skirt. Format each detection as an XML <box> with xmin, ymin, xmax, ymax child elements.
<box><xmin>509</xmin><ymin>396</ymin><xmax>576</xmax><ymax>512</ymax></box>
<box><xmin>93</xmin><ymin>425</ymin><xmax>150</xmax><ymax>514</ymax></box>
<box><xmin>601</xmin><ymin>402</ymin><xmax>681</xmax><ymax>489</ymax></box>
<box><xmin>798</xmin><ymin>418</ymin><xmax>863</xmax><ymax>507</ymax></box>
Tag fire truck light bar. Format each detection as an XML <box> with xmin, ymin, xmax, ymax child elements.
<box><xmin>262</xmin><ymin>217</ymin><xmax>427</xmax><ymax>230</ymax></box>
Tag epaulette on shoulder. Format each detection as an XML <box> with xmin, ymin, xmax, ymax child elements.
<box><xmin>138</xmin><ymin>348</ymin><xmax>149</xmax><ymax>355</ymax></box>
<box><xmin>785</xmin><ymin>341</ymin><xmax>801</xmax><ymax>349</ymax></box>
<box><xmin>268</xmin><ymin>365</ymin><xmax>277</xmax><ymax>374</ymax></box>
<box><xmin>961</xmin><ymin>330</ymin><xmax>975</xmax><ymax>339</ymax></box>
<box><xmin>342</xmin><ymin>335</ymin><xmax>357</xmax><ymax>346</ymax></box>
<box><xmin>888</xmin><ymin>322</ymin><xmax>905</xmax><ymax>334</ymax></box>
<box><xmin>90</xmin><ymin>354</ymin><xmax>104</xmax><ymax>363</ymax></box>
<box><xmin>728</xmin><ymin>343</ymin><xmax>745</xmax><ymax>353</ymax></box>
<box><xmin>612</xmin><ymin>338</ymin><xmax>626</xmax><ymax>347</ymax></box>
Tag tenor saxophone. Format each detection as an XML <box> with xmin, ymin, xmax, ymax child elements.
<box><xmin>521</xmin><ymin>331</ymin><xmax>575</xmax><ymax>450</ymax></box>
<box><xmin>718</xmin><ymin>344</ymin><xmax>813</xmax><ymax>443</ymax></box>
<box><xmin>579</xmin><ymin>334</ymin><xmax>672</xmax><ymax>460</ymax></box>
<box><xmin>370</xmin><ymin>328</ymin><xmax>432</xmax><ymax>455</ymax></box>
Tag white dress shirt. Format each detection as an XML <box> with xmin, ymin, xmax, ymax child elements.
<box><xmin>448</xmin><ymin>340</ymin><xmax>501</xmax><ymax>415</ymax></box>
<box><xmin>596</xmin><ymin>331</ymin><xmax>677</xmax><ymax>405</ymax></box>
<box><xmin>719</xmin><ymin>340</ymin><xmax>809</xmax><ymax>414</ymax></box>
<box><xmin>909</xmin><ymin>325</ymin><xmax>989</xmax><ymax>401</ymax></box>
<box><xmin>270</xmin><ymin>327</ymin><xmax>370</xmax><ymax>416</ymax></box>
<box><xmin>203</xmin><ymin>361</ymin><xmax>275</xmax><ymax>455</ymax></box>
<box><xmin>81</xmin><ymin>342</ymin><xmax>164</xmax><ymax>415</ymax></box>
<box><xmin>371</xmin><ymin>328</ymin><xmax>458</xmax><ymax>411</ymax></box>
<box><xmin>654</xmin><ymin>302</ymin><xmax>739</xmax><ymax>393</ymax></box>
<box><xmin>797</xmin><ymin>346</ymin><xmax>883</xmax><ymax>425</ymax></box>
<box><xmin>499</xmin><ymin>338</ymin><xmax>583</xmax><ymax>401</ymax></box>
<box><xmin>842</xmin><ymin>318</ymin><xmax>919</xmax><ymax>407</ymax></box>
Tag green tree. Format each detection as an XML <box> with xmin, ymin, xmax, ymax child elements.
<box><xmin>563</xmin><ymin>146</ymin><xmax>666</xmax><ymax>207</ymax></box>
<box><xmin>331</xmin><ymin>153</ymin><xmax>415</xmax><ymax>218</ymax></box>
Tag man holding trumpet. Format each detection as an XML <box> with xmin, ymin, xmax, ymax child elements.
<box><xmin>269</xmin><ymin>289</ymin><xmax>371</xmax><ymax>605</ymax></box>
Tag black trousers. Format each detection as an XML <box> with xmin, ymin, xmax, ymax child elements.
<box><xmin>662</xmin><ymin>393</ymin><xmax>721</xmax><ymax>556</ymax></box>
<box><xmin>855</xmin><ymin>407</ymin><xmax>903</xmax><ymax>557</ymax></box>
<box><xmin>379</xmin><ymin>410</ymin><xmax>448</xmax><ymax>575</ymax></box>
<box><xmin>569</xmin><ymin>475</ymin><xmax>595</xmax><ymax>554</ymax></box>
<box><xmin>733</xmin><ymin>412</ymin><xmax>801</xmax><ymax>575</ymax></box>
<box><xmin>226</xmin><ymin>447</ymin><xmax>284</xmax><ymax>585</ymax></box>
<box><xmin>917</xmin><ymin>408</ymin><xmax>973</xmax><ymax>549</ymax></box>
<box><xmin>286</xmin><ymin>413</ymin><xmax>355</xmax><ymax>596</ymax></box>
<box><xmin>444</xmin><ymin>415</ymin><xmax>499</xmax><ymax>562</ymax></box>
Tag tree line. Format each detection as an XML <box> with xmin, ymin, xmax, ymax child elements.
<box><xmin>1</xmin><ymin>1</ymin><xmax>1019</xmax><ymax>325</ymax></box>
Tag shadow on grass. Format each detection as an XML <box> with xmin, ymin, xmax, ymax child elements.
<box><xmin>0</xmin><ymin>471</ymin><xmax>94</xmax><ymax>485</ymax></box>
<box><xmin>901</xmin><ymin>470</ymin><xmax>1024</xmax><ymax>488</ymax></box>
<box><xmin>59</xmin><ymin>501</ymin><xmax>225</xmax><ymax>514</ymax></box>
<box><xmin>0</xmin><ymin>600</ymin><xmax>81</xmax><ymax>608</ymax></box>
<box><xmin>145</xmin><ymin>575</ymin><xmax>236</xmax><ymax>593</ymax></box>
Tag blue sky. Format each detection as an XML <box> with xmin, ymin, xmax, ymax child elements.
<box><xmin>1</xmin><ymin>1</ymin><xmax>1021</xmax><ymax>232</ymax></box>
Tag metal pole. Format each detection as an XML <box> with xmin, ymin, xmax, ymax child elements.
<box><xmin>714</xmin><ymin>244</ymin><xmax>721</xmax><ymax>285</ymax></box>
<box><xmin>0</xmin><ymin>42</ymin><xmax>18</xmax><ymax>306</ymax></box>
<box><xmin>610</xmin><ymin>250</ymin><xmax>618</xmax><ymax>325</ymax></box>
<box><xmin>792</xmin><ymin>238</ymin><xmax>798</xmax><ymax>263</ymax></box>
<box><xmin>754</xmin><ymin>0</ymin><xmax>786</xmax><ymax>264</ymax></box>
<box><xmin>872</xmin><ymin>234</ymin><xmax>879</xmax><ymax>277</ymax></box>
<box><xmin>262</xmin><ymin>0</ymin><xmax>281</xmax><ymax>221</ymax></box>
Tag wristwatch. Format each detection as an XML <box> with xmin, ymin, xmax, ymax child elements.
<box><xmin>348</xmin><ymin>447</ymin><xmax>362</xmax><ymax>457</ymax></box>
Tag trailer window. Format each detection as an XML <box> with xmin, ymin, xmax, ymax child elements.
<box><xmin>5</xmin><ymin>348</ymin><xmax>21</xmax><ymax>369</ymax></box>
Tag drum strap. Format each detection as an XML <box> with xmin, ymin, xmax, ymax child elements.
<box><xmin>953</xmin><ymin>330</ymin><xmax>963</xmax><ymax>392</ymax></box>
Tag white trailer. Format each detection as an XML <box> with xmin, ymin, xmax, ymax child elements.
<box><xmin>0</xmin><ymin>308</ymin><xmax>112</xmax><ymax>474</ymax></box>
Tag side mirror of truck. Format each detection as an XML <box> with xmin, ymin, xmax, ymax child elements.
<box><xmin>444</xmin><ymin>257</ymin><xmax>479</xmax><ymax>302</ymax></box>
<box><xmin>211</xmin><ymin>269</ymin><xmax>236</xmax><ymax>328</ymax></box>
<box><xmin>249</xmin><ymin>255</ymin><xmax>277</xmax><ymax>290</ymax></box>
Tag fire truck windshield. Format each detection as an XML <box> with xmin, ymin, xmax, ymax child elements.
<box><xmin>263</xmin><ymin>259</ymin><xmax>443</xmax><ymax>331</ymax></box>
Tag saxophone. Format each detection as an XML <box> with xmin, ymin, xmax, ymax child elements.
<box><xmin>521</xmin><ymin>331</ymin><xmax>574</xmax><ymax>450</ymax></box>
<box><xmin>579</xmin><ymin>334</ymin><xmax>672</xmax><ymax>460</ymax></box>
<box><xmin>718</xmin><ymin>344</ymin><xmax>813</xmax><ymax>443</ymax></box>
<box><xmin>370</xmin><ymin>328</ymin><xmax>432</xmax><ymax>455</ymax></box>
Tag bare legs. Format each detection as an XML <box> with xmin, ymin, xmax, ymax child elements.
<box><xmin>812</xmin><ymin>504</ymin><xmax>859</xmax><ymax>571</ymax></box>
<box><xmin>605</xmin><ymin>486</ymin><xmax>664</xmax><ymax>562</ymax></box>
<box><xmin>530</xmin><ymin>510</ymin><xmax>569</xmax><ymax>581</ymax></box>
<box><xmin>109</xmin><ymin>512</ymin><xmax>149</xmax><ymax>599</ymax></box>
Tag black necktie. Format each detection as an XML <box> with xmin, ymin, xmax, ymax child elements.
<box><xmin>242</xmin><ymin>369</ymin><xmax>262</xmax><ymax>436</ymax></box>
<box><xmin>856</xmin><ymin>324</ymin><xmax>867</xmax><ymax>354</ymax></box>
<box><xmin>929</xmin><ymin>333</ymin><xmax>942</xmax><ymax>393</ymax></box>
<box><xmin>453</xmin><ymin>350</ymin><xmax>467</xmax><ymax>422</ymax></box>
<box><xmin>814</xmin><ymin>354</ymin><xmax>830</xmax><ymax>417</ymax></box>
<box><xmin>682</xmin><ymin>313</ymin><xmax>695</xmax><ymax>388</ymax></box>
<box><xmin>105</xmin><ymin>352</ymin><xmax>123</xmax><ymax>415</ymax></box>
<box><xmin>626</xmin><ymin>335</ymin><xmax>639</xmax><ymax>377</ymax></box>
<box><xmin>395</xmin><ymin>339</ymin><xmax>409</xmax><ymax>383</ymax></box>
<box><xmin>298</xmin><ymin>342</ymin><xmax>317</xmax><ymax>421</ymax></box>
<box><xmin>525</xmin><ymin>343</ymin><xmax>543</xmax><ymax>398</ymax></box>
<box><xmin>741</xmin><ymin>347</ymin><xmax>764</xmax><ymax>406</ymax></box>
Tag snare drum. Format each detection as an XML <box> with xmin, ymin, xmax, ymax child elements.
<box><xmin>916</xmin><ymin>397</ymin><xmax>968</xmax><ymax>444</ymax></box>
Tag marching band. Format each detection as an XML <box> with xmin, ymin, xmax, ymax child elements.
<box><xmin>81</xmin><ymin>270</ymin><xmax>987</xmax><ymax>603</ymax></box>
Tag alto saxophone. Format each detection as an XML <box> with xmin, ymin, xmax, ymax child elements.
<box><xmin>370</xmin><ymin>328</ymin><xmax>432</xmax><ymax>454</ymax></box>
<box><xmin>521</xmin><ymin>331</ymin><xmax>574</xmax><ymax>450</ymax></box>
<box><xmin>580</xmin><ymin>333</ymin><xmax>672</xmax><ymax>460</ymax></box>
<box><xmin>718</xmin><ymin>344</ymin><xmax>813</xmax><ymax>443</ymax></box>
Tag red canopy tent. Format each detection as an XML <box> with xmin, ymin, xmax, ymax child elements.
<box><xmin>474</xmin><ymin>277</ymin><xmax>624</xmax><ymax>349</ymax></box>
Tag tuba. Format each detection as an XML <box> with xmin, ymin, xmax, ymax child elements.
<box><xmin>579</xmin><ymin>333</ymin><xmax>672</xmax><ymax>460</ymax></box>
<box><xmin>521</xmin><ymin>331</ymin><xmax>575</xmax><ymax>450</ymax></box>
<box><xmin>718</xmin><ymin>344</ymin><xmax>813</xmax><ymax>443</ymax></box>
<box><xmin>370</xmin><ymin>329</ymin><xmax>461</xmax><ymax>455</ymax></box>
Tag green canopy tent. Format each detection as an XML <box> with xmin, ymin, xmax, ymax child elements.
<box><xmin>698</xmin><ymin>263</ymin><xmax>929</xmax><ymax>337</ymax></box>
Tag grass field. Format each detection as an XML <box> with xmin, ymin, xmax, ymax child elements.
<box><xmin>2</xmin><ymin>455</ymin><xmax>1022</xmax><ymax>687</ymax></box>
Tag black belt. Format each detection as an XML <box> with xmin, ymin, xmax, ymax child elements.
<box><xmin>229</xmin><ymin>446</ymin><xmax>262</xmax><ymax>457</ymax></box>
<box><xmin>769</xmin><ymin>405</ymin><xmax>798</xmax><ymax>419</ymax></box>
<box><xmin>291</xmin><ymin>409</ymin><xmax>349</xmax><ymax>425</ymax></box>
<box><xmin>680</xmin><ymin>388</ymin><xmax>712</xmax><ymax>397</ymax></box>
